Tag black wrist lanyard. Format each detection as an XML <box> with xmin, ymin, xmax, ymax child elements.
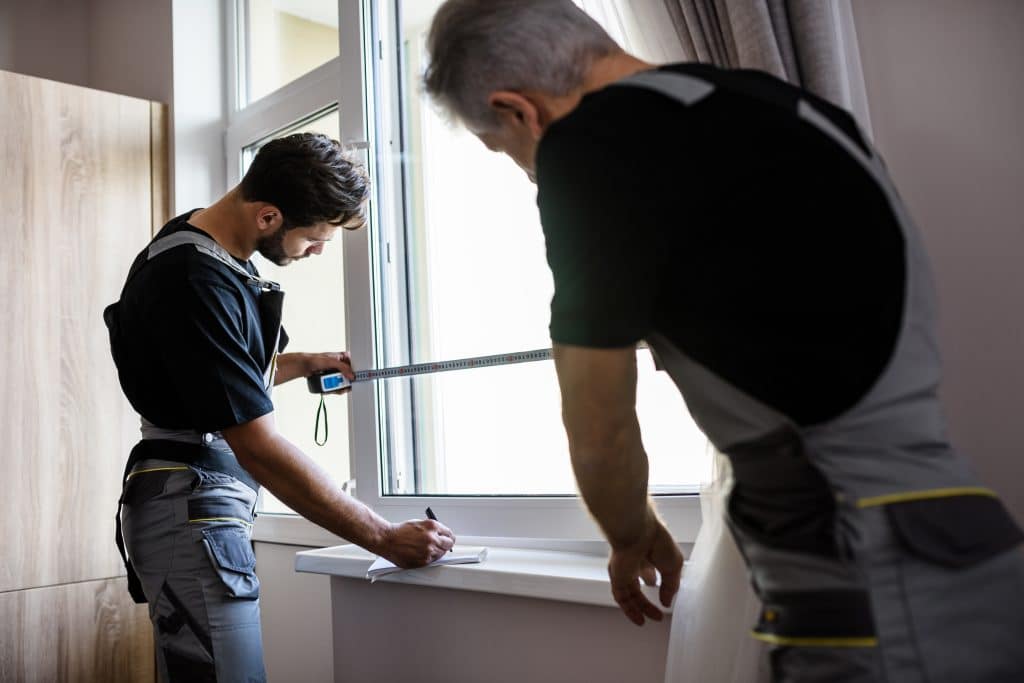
<box><xmin>314</xmin><ymin>394</ymin><xmax>329</xmax><ymax>446</ymax></box>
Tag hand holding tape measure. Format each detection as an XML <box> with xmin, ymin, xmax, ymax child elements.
<box><xmin>306</xmin><ymin>347</ymin><xmax>555</xmax><ymax>446</ymax></box>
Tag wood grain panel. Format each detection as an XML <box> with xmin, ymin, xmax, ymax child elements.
<box><xmin>150</xmin><ymin>102</ymin><xmax>170</xmax><ymax>232</ymax></box>
<box><xmin>0</xmin><ymin>577</ymin><xmax>154</xmax><ymax>683</ymax></box>
<box><xmin>0</xmin><ymin>70</ymin><xmax>156</xmax><ymax>592</ymax></box>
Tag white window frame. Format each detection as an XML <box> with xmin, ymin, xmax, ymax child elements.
<box><xmin>220</xmin><ymin>0</ymin><xmax>703</xmax><ymax>545</ymax></box>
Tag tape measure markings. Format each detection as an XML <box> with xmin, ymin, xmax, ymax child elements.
<box><xmin>351</xmin><ymin>347</ymin><xmax>554</xmax><ymax>383</ymax></box>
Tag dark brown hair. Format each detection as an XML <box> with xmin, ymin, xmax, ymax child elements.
<box><xmin>240</xmin><ymin>132</ymin><xmax>369</xmax><ymax>230</ymax></box>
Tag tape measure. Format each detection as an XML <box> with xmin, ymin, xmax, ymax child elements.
<box><xmin>306</xmin><ymin>347</ymin><xmax>555</xmax><ymax>394</ymax></box>
<box><xmin>306</xmin><ymin>348</ymin><xmax>555</xmax><ymax>446</ymax></box>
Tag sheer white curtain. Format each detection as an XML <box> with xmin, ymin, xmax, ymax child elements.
<box><xmin>575</xmin><ymin>0</ymin><xmax>686</xmax><ymax>63</ymax></box>
<box><xmin>664</xmin><ymin>450</ymin><xmax>770</xmax><ymax>682</ymax></box>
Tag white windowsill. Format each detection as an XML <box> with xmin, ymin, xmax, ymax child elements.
<box><xmin>294</xmin><ymin>538</ymin><xmax>682</xmax><ymax>611</ymax></box>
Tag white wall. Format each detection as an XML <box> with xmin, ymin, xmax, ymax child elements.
<box><xmin>0</xmin><ymin>0</ymin><xmax>172</xmax><ymax>103</ymax></box>
<box><xmin>852</xmin><ymin>0</ymin><xmax>1024</xmax><ymax>522</ymax></box>
<box><xmin>255</xmin><ymin>543</ymin><xmax>335</xmax><ymax>683</ymax></box>
<box><xmin>255</xmin><ymin>541</ymin><xmax>670</xmax><ymax>683</ymax></box>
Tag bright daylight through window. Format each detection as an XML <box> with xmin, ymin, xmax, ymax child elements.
<box><xmin>233</xmin><ymin>0</ymin><xmax>711</xmax><ymax>519</ymax></box>
<box><xmin>375</xmin><ymin>0</ymin><xmax>711</xmax><ymax>496</ymax></box>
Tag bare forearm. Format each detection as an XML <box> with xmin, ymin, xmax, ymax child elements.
<box><xmin>228</xmin><ymin>427</ymin><xmax>390</xmax><ymax>552</ymax></box>
<box><xmin>568</xmin><ymin>418</ymin><xmax>655</xmax><ymax>549</ymax></box>
<box><xmin>274</xmin><ymin>352</ymin><xmax>311</xmax><ymax>386</ymax></box>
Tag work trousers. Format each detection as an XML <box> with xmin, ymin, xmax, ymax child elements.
<box><xmin>760</xmin><ymin>507</ymin><xmax>1024</xmax><ymax>682</ymax></box>
<box><xmin>120</xmin><ymin>459</ymin><xmax>266</xmax><ymax>683</ymax></box>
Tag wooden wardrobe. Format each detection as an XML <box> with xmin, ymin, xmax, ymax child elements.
<box><xmin>0</xmin><ymin>69</ymin><xmax>166</xmax><ymax>682</ymax></box>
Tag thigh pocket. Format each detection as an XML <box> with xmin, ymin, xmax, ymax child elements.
<box><xmin>201</xmin><ymin>525</ymin><xmax>260</xmax><ymax>600</ymax></box>
<box><xmin>885</xmin><ymin>494</ymin><xmax>1023</xmax><ymax>568</ymax></box>
<box><xmin>882</xmin><ymin>494</ymin><xmax>1024</xmax><ymax>681</ymax></box>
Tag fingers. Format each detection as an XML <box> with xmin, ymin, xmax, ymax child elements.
<box><xmin>611</xmin><ymin>578</ymin><xmax>664</xmax><ymax>626</ymax></box>
<box><xmin>640</xmin><ymin>565</ymin><xmax>658</xmax><ymax>586</ymax></box>
<box><xmin>425</xmin><ymin>520</ymin><xmax>455</xmax><ymax>557</ymax></box>
<box><xmin>410</xmin><ymin>520</ymin><xmax>455</xmax><ymax>563</ymax></box>
<box><xmin>324</xmin><ymin>351</ymin><xmax>356</xmax><ymax>379</ymax></box>
<box><xmin>659</xmin><ymin>563</ymin><xmax>681</xmax><ymax>608</ymax></box>
<box><xmin>430</xmin><ymin>520</ymin><xmax>455</xmax><ymax>542</ymax></box>
<box><xmin>650</xmin><ymin>525</ymin><xmax>684</xmax><ymax>607</ymax></box>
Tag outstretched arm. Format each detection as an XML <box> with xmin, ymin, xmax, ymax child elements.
<box><xmin>274</xmin><ymin>351</ymin><xmax>355</xmax><ymax>387</ymax></box>
<box><xmin>223</xmin><ymin>413</ymin><xmax>453</xmax><ymax>567</ymax></box>
<box><xmin>554</xmin><ymin>343</ymin><xmax>683</xmax><ymax>625</ymax></box>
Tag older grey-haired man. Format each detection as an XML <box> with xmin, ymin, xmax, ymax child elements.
<box><xmin>424</xmin><ymin>1</ymin><xmax>1024</xmax><ymax>681</ymax></box>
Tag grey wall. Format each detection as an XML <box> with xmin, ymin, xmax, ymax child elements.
<box><xmin>170</xmin><ymin>0</ymin><xmax>227</xmax><ymax>214</ymax></box>
<box><xmin>0</xmin><ymin>0</ymin><xmax>172</xmax><ymax>103</ymax></box>
<box><xmin>852</xmin><ymin>0</ymin><xmax>1024</xmax><ymax>522</ymax></box>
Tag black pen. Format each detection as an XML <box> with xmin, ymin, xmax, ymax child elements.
<box><xmin>425</xmin><ymin>507</ymin><xmax>452</xmax><ymax>552</ymax></box>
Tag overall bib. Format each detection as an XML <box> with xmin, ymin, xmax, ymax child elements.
<box><xmin>621</xmin><ymin>71</ymin><xmax>1024</xmax><ymax>682</ymax></box>
<box><xmin>105</xmin><ymin>231</ymin><xmax>283</xmax><ymax>683</ymax></box>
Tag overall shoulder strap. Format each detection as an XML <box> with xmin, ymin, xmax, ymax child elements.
<box><xmin>144</xmin><ymin>230</ymin><xmax>281</xmax><ymax>292</ymax></box>
<box><xmin>614</xmin><ymin>69</ymin><xmax>715</xmax><ymax>107</ymax></box>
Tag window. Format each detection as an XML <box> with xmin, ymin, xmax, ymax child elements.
<box><xmin>369</xmin><ymin>0</ymin><xmax>709</xmax><ymax>498</ymax></box>
<box><xmin>225</xmin><ymin>0</ymin><xmax>708</xmax><ymax>541</ymax></box>
<box><xmin>226</xmin><ymin>1</ymin><xmax>359</xmax><ymax>516</ymax></box>
<box><xmin>237</xmin><ymin>0</ymin><xmax>341</xmax><ymax>105</ymax></box>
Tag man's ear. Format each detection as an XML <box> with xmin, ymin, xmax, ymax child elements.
<box><xmin>255</xmin><ymin>204</ymin><xmax>284</xmax><ymax>234</ymax></box>
<box><xmin>487</xmin><ymin>91</ymin><xmax>544</xmax><ymax>139</ymax></box>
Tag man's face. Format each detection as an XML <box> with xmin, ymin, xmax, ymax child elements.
<box><xmin>257</xmin><ymin>221</ymin><xmax>340</xmax><ymax>266</ymax></box>
<box><xmin>476</xmin><ymin>125</ymin><xmax>539</xmax><ymax>184</ymax></box>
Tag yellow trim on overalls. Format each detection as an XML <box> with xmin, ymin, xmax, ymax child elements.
<box><xmin>126</xmin><ymin>466</ymin><xmax>190</xmax><ymax>480</ymax></box>
<box><xmin>856</xmin><ymin>486</ymin><xmax>997</xmax><ymax>509</ymax></box>
<box><xmin>751</xmin><ymin>632</ymin><xmax>879</xmax><ymax>648</ymax></box>
<box><xmin>188</xmin><ymin>517</ymin><xmax>254</xmax><ymax>527</ymax></box>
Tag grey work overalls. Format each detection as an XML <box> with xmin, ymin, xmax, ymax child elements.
<box><xmin>620</xmin><ymin>71</ymin><xmax>1024</xmax><ymax>681</ymax></box>
<box><xmin>105</xmin><ymin>231</ymin><xmax>282</xmax><ymax>683</ymax></box>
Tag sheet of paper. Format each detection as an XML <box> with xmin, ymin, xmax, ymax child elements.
<box><xmin>366</xmin><ymin>546</ymin><xmax>488</xmax><ymax>582</ymax></box>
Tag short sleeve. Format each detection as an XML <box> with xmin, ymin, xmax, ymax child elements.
<box><xmin>536</xmin><ymin>116</ymin><xmax>661</xmax><ymax>348</ymax></box>
<box><xmin>146</xmin><ymin>278</ymin><xmax>274</xmax><ymax>432</ymax></box>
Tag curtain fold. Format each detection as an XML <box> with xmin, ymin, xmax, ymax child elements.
<box><xmin>663</xmin><ymin>449</ymin><xmax>770</xmax><ymax>683</ymax></box>
<box><xmin>661</xmin><ymin>0</ymin><xmax>872</xmax><ymax>134</ymax></box>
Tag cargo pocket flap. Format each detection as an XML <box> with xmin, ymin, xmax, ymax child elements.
<box><xmin>886</xmin><ymin>495</ymin><xmax>1024</xmax><ymax>569</ymax></box>
<box><xmin>201</xmin><ymin>525</ymin><xmax>256</xmax><ymax>574</ymax></box>
<box><xmin>201</xmin><ymin>526</ymin><xmax>260</xmax><ymax>600</ymax></box>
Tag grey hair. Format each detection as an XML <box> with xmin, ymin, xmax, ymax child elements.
<box><xmin>424</xmin><ymin>0</ymin><xmax>620</xmax><ymax>131</ymax></box>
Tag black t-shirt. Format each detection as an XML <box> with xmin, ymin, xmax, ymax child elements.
<box><xmin>536</xmin><ymin>63</ymin><xmax>905</xmax><ymax>426</ymax></box>
<box><xmin>109</xmin><ymin>211</ymin><xmax>283</xmax><ymax>433</ymax></box>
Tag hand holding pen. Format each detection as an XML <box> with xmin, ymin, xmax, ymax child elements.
<box><xmin>380</xmin><ymin>509</ymin><xmax>455</xmax><ymax>568</ymax></box>
<box><xmin>426</xmin><ymin>507</ymin><xmax>453</xmax><ymax>552</ymax></box>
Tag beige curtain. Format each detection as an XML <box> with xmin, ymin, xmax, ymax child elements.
<box><xmin>661</xmin><ymin>0</ymin><xmax>872</xmax><ymax>133</ymax></box>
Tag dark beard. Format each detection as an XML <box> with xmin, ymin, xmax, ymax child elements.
<box><xmin>256</xmin><ymin>227</ymin><xmax>291</xmax><ymax>266</ymax></box>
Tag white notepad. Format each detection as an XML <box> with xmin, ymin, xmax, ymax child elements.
<box><xmin>366</xmin><ymin>546</ymin><xmax>488</xmax><ymax>582</ymax></box>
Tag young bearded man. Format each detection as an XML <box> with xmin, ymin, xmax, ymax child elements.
<box><xmin>105</xmin><ymin>133</ymin><xmax>454</xmax><ymax>682</ymax></box>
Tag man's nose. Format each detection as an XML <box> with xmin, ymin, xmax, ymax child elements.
<box><xmin>307</xmin><ymin>243</ymin><xmax>325</xmax><ymax>256</ymax></box>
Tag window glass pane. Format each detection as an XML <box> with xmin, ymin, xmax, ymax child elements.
<box><xmin>243</xmin><ymin>0</ymin><xmax>339</xmax><ymax>104</ymax></box>
<box><xmin>243</xmin><ymin>109</ymin><xmax>351</xmax><ymax>513</ymax></box>
<box><xmin>380</xmin><ymin>0</ymin><xmax>710</xmax><ymax>496</ymax></box>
